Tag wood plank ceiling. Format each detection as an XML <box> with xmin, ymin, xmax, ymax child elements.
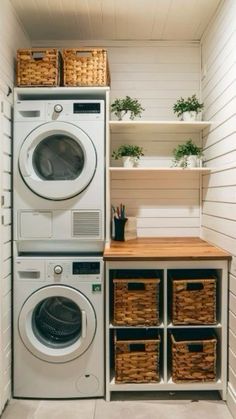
<box><xmin>10</xmin><ymin>0</ymin><xmax>222</xmax><ymax>41</ymax></box>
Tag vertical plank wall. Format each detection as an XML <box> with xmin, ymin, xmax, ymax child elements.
<box><xmin>108</xmin><ymin>44</ymin><xmax>202</xmax><ymax>237</ymax></box>
<box><xmin>201</xmin><ymin>0</ymin><xmax>236</xmax><ymax>416</ymax></box>
<box><xmin>0</xmin><ymin>0</ymin><xmax>30</xmax><ymax>412</ymax></box>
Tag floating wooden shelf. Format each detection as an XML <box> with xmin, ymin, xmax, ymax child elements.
<box><xmin>109</xmin><ymin>120</ymin><xmax>211</xmax><ymax>134</ymax></box>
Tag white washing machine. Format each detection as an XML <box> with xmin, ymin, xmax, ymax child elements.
<box><xmin>13</xmin><ymin>255</ymin><xmax>104</xmax><ymax>398</ymax></box>
<box><xmin>13</xmin><ymin>99</ymin><xmax>105</xmax><ymax>253</ymax></box>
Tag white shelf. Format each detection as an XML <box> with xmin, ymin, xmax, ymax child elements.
<box><xmin>109</xmin><ymin>120</ymin><xmax>211</xmax><ymax>134</ymax></box>
<box><xmin>109</xmin><ymin>167</ymin><xmax>211</xmax><ymax>173</ymax></box>
<box><xmin>14</xmin><ymin>86</ymin><xmax>110</xmax><ymax>100</ymax></box>
<box><xmin>167</xmin><ymin>323</ymin><xmax>222</xmax><ymax>329</ymax></box>
<box><xmin>109</xmin><ymin>377</ymin><xmax>223</xmax><ymax>392</ymax></box>
<box><xmin>109</xmin><ymin>323</ymin><xmax>164</xmax><ymax>329</ymax></box>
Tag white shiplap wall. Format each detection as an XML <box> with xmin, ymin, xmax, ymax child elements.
<box><xmin>201</xmin><ymin>0</ymin><xmax>236</xmax><ymax>416</ymax></box>
<box><xmin>109</xmin><ymin>43</ymin><xmax>201</xmax><ymax>237</ymax></box>
<box><xmin>0</xmin><ymin>0</ymin><xmax>30</xmax><ymax>412</ymax></box>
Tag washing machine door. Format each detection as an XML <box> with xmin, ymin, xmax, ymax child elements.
<box><xmin>19</xmin><ymin>122</ymin><xmax>97</xmax><ymax>200</ymax></box>
<box><xmin>18</xmin><ymin>285</ymin><xmax>96</xmax><ymax>363</ymax></box>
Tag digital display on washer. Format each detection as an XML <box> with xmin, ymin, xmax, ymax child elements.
<box><xmin>73</xmin><ymin>103</ymin><xmax>101</xmax><ymax>114</ymax></box>
<box><xmin>73</xmin><ymin>262</ymin><xmax>100</xmax><ymax>275</ymax></box>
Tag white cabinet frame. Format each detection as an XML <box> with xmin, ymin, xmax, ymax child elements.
<box><xmin>105</xmin><ymin>259</ymin><xmax>228</xmax><ymax>401</ymax></box>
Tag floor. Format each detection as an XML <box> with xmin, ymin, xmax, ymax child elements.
<box><xmin>1</xmin><ymin>396</ymin><xmax>233</xmax><ymax>419</ymax></box>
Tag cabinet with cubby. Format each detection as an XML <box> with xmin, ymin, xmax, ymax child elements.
<box><xmin>105</xmin><ymin>259</ymin><xmax>228</xmax><ymax>401</ymax></box>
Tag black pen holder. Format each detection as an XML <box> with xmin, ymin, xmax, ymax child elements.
<box><xmin>114</xmin><ymin>217</ymin><xmax>128</xmax><ymax>241</ymax></box>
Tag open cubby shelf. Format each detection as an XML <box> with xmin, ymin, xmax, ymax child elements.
<box><xmin>105</xmin><ymin>260</ymin><xmax>228</xmax><ymax>401</ymax></box>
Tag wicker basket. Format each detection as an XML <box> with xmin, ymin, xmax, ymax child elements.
<box><xmin>115</xmin><ymin>334</ymin><xmax>160</xmax><ymax>383</ymax></box>
<box><xmin>17</xmin><ymin>48</ymin><xmax>60</xmax><ymax>87</ymax></box>
<box><xmin>113</xmin><ymin>278</ymin><xmax>160</xmax><ymax>326</ymax></box>
<box><xmin>172</xmin><ymin>277</ymin><xmax>216</xmax><ymax>325</ymax></box>
<box><xmin>171</xmin><ymin>331</ymin><xmax>217</xmax><ymax>383</ymax></box>
<box><xmin>62</xmin><ymin>48</ymin><xmax>110</xmax><ymax>86</ymax></box>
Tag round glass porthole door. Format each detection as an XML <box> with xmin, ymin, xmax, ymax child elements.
<box><xmin>19</xmin><ymin>122</ymin><xmax>97</xmax><ymax>200</ymax></box>
<box><xmin>33</xmin><ymin>135</ymin><xmax>84</xmax><ymax>181</ymax></box>
<box><xmin>32</xmin><ymin>296</ymin><xmax>82</xmax><ymax>348</ymax></box>
<box><xmin>19</xmin><ymin>286</ymin><xmax>96</xmax><ymax>363</ymax></box>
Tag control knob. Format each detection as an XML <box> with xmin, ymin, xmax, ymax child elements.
<box><xmin>54</xmin><ymin>265</ymin><xmax>63</xmax><ymax>275</ymax></box>
<box><xmin>54</xmin><ymin>104</ymin><xmax>63</xmax><ymax>113</ymax></box>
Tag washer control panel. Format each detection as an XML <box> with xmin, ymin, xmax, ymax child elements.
<box><xmin>47</xmin><ymin>260</ymin><xmax>102</xmax><ymax>282</ymax></box>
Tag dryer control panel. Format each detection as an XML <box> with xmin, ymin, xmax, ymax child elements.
<box><xmin>47</xmin><ymin>100</ymin><xmax>105</xmax><ymax>121</ymax></box>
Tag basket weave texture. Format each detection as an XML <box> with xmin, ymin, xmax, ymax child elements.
<box><xmin>63</xmin><ymin>48</ymin><xmax>110</xmax><ymax>86</ymax></box>
<box><xmin>171</xmin><ymin>333</ymin><xmax>217</xmax><ymax>383</ymax></box>
<box><xmin>172</xmin><ymin>278</ymin><xmax>216</xmax><ymax>325</ymax></box>
<box><xmin>17</xmin><ymin>48</ymin><xmax>60</xmax><ymax>86</ymax></box>
<box><xmin>115</xmin><ymin>336</ymin><xmax>160</xmax><ymax>383</ymax></box>
<box><xmin>113</xmin><ymin>278</ymin><xmax>160</xmax><ymax>326</ymax></box>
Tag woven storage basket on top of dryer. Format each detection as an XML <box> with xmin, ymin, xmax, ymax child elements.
<box><xmin>62</xmin><ymin>48</ymin><xmax>110</xmax><ymax>86</ymax></box>
<box><xmin>172</xmin><ymin>276</ymin><xmax>217</xmax><ymax>325</ymax></box>
<box><xmin>115</xmin><ymin>332</ymin><xmax>161</xmax><ymax>383</ymax></box>
<box><xmin>171</xmin><ymin>331</ymin><xmax>217</xmax><ymax>383</ymax></box>
<box><xmin>113</xmin><ymin>278</ymin><xmax>160</xmax><ymax>326</ymax></box>
<box><xmin>17</xmin><ymin>48</ymin><xmax>60</xmax><ymax>86</ymax></box>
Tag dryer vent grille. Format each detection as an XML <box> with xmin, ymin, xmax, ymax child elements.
<box><xmin>72</xmin><ymin>211</ymin><xmax>101</xmax><ymax>238</ymax></box>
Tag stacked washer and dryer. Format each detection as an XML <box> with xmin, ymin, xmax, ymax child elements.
<box><xmin>13</xmin><ymin>95</ymin><xmax>106</xmax><ymax>398</ymax></box>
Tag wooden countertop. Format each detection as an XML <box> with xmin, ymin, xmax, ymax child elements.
<box><xmin>103</xmin><ymin>237</ymin><xmax>231</xmax><ymax>261</ymax></box>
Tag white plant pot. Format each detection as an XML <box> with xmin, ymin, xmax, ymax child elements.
<box><xmin>122</xmin><ymin>111</ymin><xmax>132</xmax><ymax>121</ymax></box>
<box><xmin>115</xmin><ymin>111</ymin><xmax>131</xmax><ymax>121</ymax></box>
<box><xmin>122</xmin><ymin>156</ymin><xmax>136</xmax><ymax>167</ymax></box>
<box><xmin>186</xmin><ymin>155</ymin><xmax>198</xmax><ymax>168</ymax></box>
<box><xmin>182</xmin><ymin>111</ymin><xmax>197</xmax><ymax>121</ymax></box>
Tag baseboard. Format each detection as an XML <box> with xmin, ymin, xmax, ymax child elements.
<box><xmin>227</xmin><ymin>383</ymin><xmax>236</xmax><ymax>419</ymax></box>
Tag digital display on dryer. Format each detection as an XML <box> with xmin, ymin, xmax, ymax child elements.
<box><xmin>72</xmin><ymin>262</ymin><xmax>100</xmax><ymax>275</ymax></box>
<box><xmin>73</xmin><ymin>103</ymin><xmax>101</xmax><ymax>114</ymax></box>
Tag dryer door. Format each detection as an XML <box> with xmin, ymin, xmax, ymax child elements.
<box><xmin>18</xmin><ymin>285</ymin><xmax>96</xmax><ymax>363</ymax></box>
<box><xmin>19</xmin><ymin>122</ymin><xmax>97</xmax><ymax>200</ymax></box>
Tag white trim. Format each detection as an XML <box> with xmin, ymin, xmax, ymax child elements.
<box><xmin>32</xmin><ymin>40</ymin><xmax>200</xmax><ymax>48</ymax></box>
<box><xmin>227</xmin><ymin>383</ymin><xmax>236</xmax><ymax>419</ymax></box>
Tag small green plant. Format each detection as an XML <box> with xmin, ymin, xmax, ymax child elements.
<box><xmin>172</xmin><ymin>139</ymin><xmax>203</xmax><ymax>167</ymax></box>
<box><xmin>173</xmin><ymin>94</ymin><xmax>204</xmax><ymax>118</ymax></box>
<box><xmin>111</xmin><ymin>96</ymin><xmax>145</xmax><ymax>120</ymax></box>
<box><xmin>112</xmin><ymin>144</ymin><xmax>144</xmax><ymax>160</ymax></box>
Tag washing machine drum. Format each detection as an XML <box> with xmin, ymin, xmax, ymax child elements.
<box><xmin>19</xmin><ymin>122</ymin><xmax>97</xmax><ymax>200</ymax></box>
<box><xmin>35</xmin><ymin>297</ymin><xmax>82</xmax><ymax>344</ymax></box>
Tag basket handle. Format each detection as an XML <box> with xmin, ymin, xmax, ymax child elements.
<box><xmin>31</xmin><ymin>51</ymin><xmax>45</xmax><ymax>60</ymax></box>
<box><xmin>127</xmin><ymin>282</ymin><xmax>146</xmax><ymax>291</ymax></box>
<box><xmin>187</xmin><ymin>343</ymin><xmax>204</xmax><ymax>352</ymax></box>
<box><xmin>129</xmin><ymin>343</ymin><xmax>146</xmax><ymax>352</ymax></box>
<box><xmin>76</xmin><ymin>51</ymin><xmax>92</xmax><ymax>58</ymax></box>
<box><xmin>186</xmin><ymin>282</ymin><xmax>204</xmax><ymax>291</ymax></box>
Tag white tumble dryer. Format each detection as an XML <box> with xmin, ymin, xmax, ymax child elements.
<box><xmin>13</xmin><ymin>255</ymin><xmax>104</xmax><ymax>398</ymax></box>
<box><xmin>13</xmin><ymin>99</ymin><xmax>105</xmax><ymax>253</ymax></box>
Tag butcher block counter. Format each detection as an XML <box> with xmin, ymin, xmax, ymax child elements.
<box><xmin>103</xmin><ymin>237</ymin><xmax>231</xmax><ymax>261</ymax></box>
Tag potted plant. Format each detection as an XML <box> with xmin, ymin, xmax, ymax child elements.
<box><xmin>173</xmin><ymin>94</ymin><xmax>204</xmax><ymax>121</ymax></box>
<box><xmin>172</xmin><ymin>139</ymin><xmax>203</xmax><ymax>168</ymax></box>
<box><xmin>111</xmin><ymin>96</ymin><xmax>145</xmax><ymax>120</ymax></box>
<box><xmin>112</xmin><ymin>144</ymin><xmax>144</xmax><ymax>167</ymax></box>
